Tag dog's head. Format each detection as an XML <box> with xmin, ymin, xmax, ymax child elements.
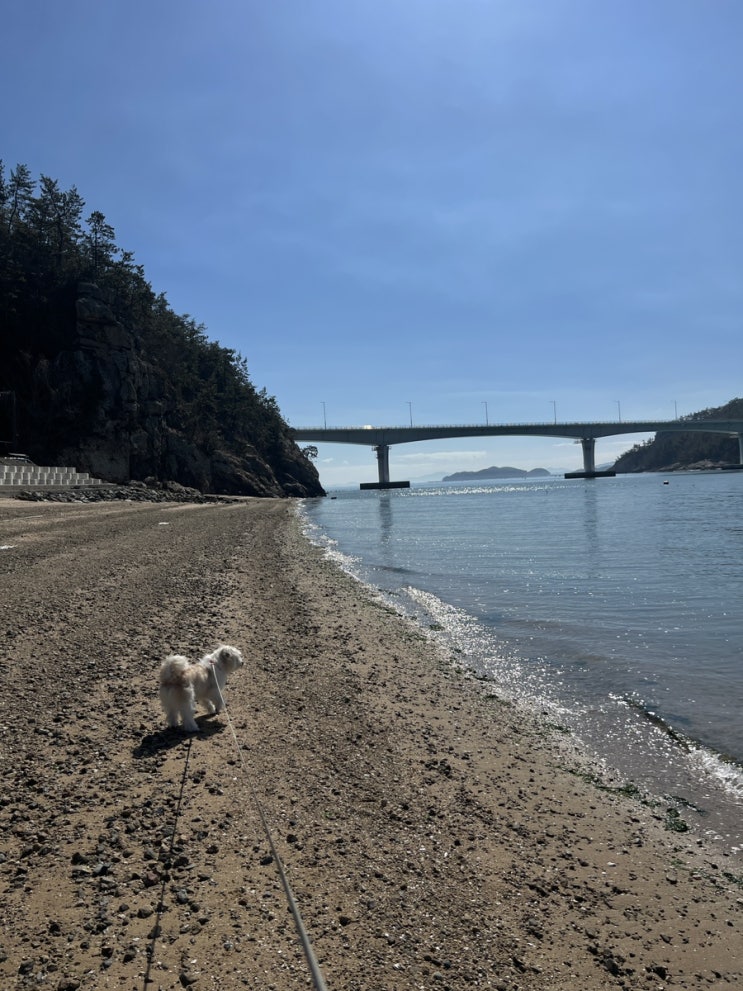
<box><xmin>213</xmin><ymin>645</ymin><xmax>244</xmax><ymax>672</ymax></box>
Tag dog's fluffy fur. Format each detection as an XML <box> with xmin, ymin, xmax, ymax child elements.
<box><xmin>159</xmin><ymin>644</ymin><xmax>244</xmax><ymax>732</ymax></box>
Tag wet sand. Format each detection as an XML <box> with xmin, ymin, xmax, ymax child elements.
<box><xmin>0</xmin><ymin>497</ymin><xmax>741</xmax><ymax>990</ymax></box>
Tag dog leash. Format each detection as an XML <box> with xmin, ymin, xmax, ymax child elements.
<box><xmin>212</xmin><ymin>679</ymin><xmax>331</xmax><ymax>991</ymax></box>
<box><xmin>145</xmin><ymin>737</ymin><xmax>194</xmax><ymax>991</ymax></box>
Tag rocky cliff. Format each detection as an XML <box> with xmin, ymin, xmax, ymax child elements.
<box><xmin>614</xmin><ymin>397</ymin><xmax>743</xmax><ymax>473</ymax></box>
<box><xmin>14</xmin><ymin>283</ymin><xmax>324</xmax><ymax>498</ymax></box>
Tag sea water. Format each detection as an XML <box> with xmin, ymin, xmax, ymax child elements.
<box><xmin>299</xmin><ymin>471</ymin><xmax>743</xmax><ymax>850</ymax></box>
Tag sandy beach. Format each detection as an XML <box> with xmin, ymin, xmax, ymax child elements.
<box><xmin>0</xmin><ymin>497</ymin><xmax>741</xmax><ymax>990</ymax></box>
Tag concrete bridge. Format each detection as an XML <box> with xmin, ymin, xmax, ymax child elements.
<box><xmin>291</xmin><ymin>419</ymin><xmax>743</xmax><ymax>488</ymax></box>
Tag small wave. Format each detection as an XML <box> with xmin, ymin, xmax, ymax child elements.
<box><xmin>690</xmin><ymin>749</ymin><xmax>743</xmax><ymax>801</ymax></box>
<box><xmin>295</xmin><ymin>503</ymin><xmax>361</xmax><ymax>576</ymax></box>
<box><xmin>617</xmin><ymin>694</ymin><xmax>743</xmax><ymax>802</ymax></box>
<box><xmin>401</xmin><ymin>585</ymin><xmax>561</xmax><ymax>711</ymax></box>
<box><xmin>621</xmin><ymin>696</ymin><xmax>693</xmax><ymax>752</ymax></box>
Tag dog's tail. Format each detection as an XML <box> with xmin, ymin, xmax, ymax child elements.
<box><xmin>159</xmin><ymin>654</ymin><xmax>191</xmax><ymax>687</ymax></box>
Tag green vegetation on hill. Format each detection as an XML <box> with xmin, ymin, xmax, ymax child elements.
<box><xmin>0</xmin><ymin>162</ymin><xmax>323</xmax><ymax>496</ymax></box>
<box><xmin>614</xmin><ymin>398</ymin><xmax>743</xmax><ymax>472</ymax></box>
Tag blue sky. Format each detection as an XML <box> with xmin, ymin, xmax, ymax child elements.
<box><xmin>3</xmin><ymin>1</ymin><xmax>741</xmax><ymax>487</ymax></box>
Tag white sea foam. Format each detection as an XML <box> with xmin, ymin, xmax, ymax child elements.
<box><xmin>297</xmin><ymin>502</ymin><xmax>363</xmax><ymax>579</ymax></box>
<box><xmin>689</xmin><ymin>747</ymin><xmax>743</xmax><ymax>801</ymax></box>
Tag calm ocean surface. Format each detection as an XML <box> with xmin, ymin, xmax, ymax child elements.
<box><xmin>299</xmin><ymin>471</ymin><xmax>743</xmax><ymax>850</ymax></box>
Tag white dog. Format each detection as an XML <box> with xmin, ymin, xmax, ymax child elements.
<box><xmin>158</xmin><ymin>645</ymin><xmax>244</xmax><ymax>732</ymax></box>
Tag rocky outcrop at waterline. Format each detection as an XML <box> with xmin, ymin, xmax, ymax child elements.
<box><xmin>3</xmin><ymin>283</ymin><xmax>324</xmax><ymax>498</ymax></box>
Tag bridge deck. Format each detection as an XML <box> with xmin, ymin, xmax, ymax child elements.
<box><xmin>292</xmin><ymin>419</ymin><xmax>743</xmax><ymax>447</ymax></box>
<box><xmin>292</xmin><ymin>420</ymin><xmax>743</xmax><ymax>486</ymax></box>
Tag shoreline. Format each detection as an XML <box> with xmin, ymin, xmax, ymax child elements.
<box><xmin>1</xmin><ymin>497</ymin><xmax>741</xmax><ymax>989</ymax></box>
<box><xmin>369</xmin><ymin>578</ymin><xmax>743</xmax><ymax>855</ymax></box>
<box><xmin>300</xmin><ymin>483</ymin><xmax>743</xmax><ymax>855</ymax></box>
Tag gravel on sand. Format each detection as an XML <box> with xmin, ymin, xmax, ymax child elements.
<box><xmin>0</xmin><ymin>497</ymin><xmax>741</xmax><ymax>990</ymax></box>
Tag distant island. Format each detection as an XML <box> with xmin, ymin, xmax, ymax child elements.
<box><xmin>443</xmin><ymin>466</ymin><xmax>552</xmax><ymax>481</ymax></box>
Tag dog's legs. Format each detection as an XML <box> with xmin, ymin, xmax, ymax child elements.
<box><xmin>180</xmin><ymin>691</ymin><xmax>200</xmax><ymax>732</ymax></box>
<box><xmin>160</xmin><ymin>687</ymin><xmax>183</xmax><ymax>730</ymax></box>
<box><xmin>161</xmin><ymin>684</ymin><xmax>200</xmax><ymax>732</ymax></box>
<box><xmin>206</xmin><ymin>676</ymin><xmax>223</xmax><ymax>714</ymax></box>
<box><xmin>164</xmin><ymin>706</ymin><xmax>181</xmax><ymax>729</ymax></box>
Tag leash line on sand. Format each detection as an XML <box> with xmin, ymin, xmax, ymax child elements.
<box><xmin>143</xmin><ymin>736</ymin><xmax>193</xmax><ymax>991</ymax></box>
<box><xmin>213</xmin><ymin>680</ymin><xmax>331</xmax><ymax>991</ymax></box>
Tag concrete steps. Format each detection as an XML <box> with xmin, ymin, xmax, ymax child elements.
<box><xmin>0</xmin><ymin>462</ymin><xmax>105</xmax><ymax>487</ymax></box>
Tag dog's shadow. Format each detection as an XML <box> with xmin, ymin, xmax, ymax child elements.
<box><xmin>133</xmin><ymin>716</ymin><xmax>225</xmax><ymax>759</ymax></box>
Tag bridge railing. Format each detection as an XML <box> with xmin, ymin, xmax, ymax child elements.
<box><xmin>292</xmin><ymin>419</ymin><xmax>683</xmax><ymax>431</ymax></box>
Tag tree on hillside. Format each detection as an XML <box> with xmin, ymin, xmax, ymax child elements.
<box><xmin>0</xmin><ymin>161</ymin><xmax>323</xmax><ymax>495</ymax></box>
<box><xmin>614</xmin><ymin>397</ymin><xmax>743</xmax><ymax>471</ymax></box>
<box><xmin>84</xmin><ymin>210</ymin><xmax>118</xmax><ymax>277</ymax></box>
<box><xmin>2</xmin><ymin>163</ymin><xmax>35</xmax><ymax>234</ymax></box>
<box><xmin>29</xmin><ymin>176</ymin><xmax>85</xmax><ymax>273</ymax></box>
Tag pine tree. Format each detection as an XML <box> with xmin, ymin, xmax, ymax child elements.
<box><xmin>4</xmin><ymin>163</ymin><xmax>35</xmax><ymax>234</ymax></box>
<box><xmin>84</xmin><ymin>210</ymin><xmax>118</xmax><ymax>277</ymax></box>
<box><xmin>29</xmin><ymin>175</ymin><xmax>85</xmax><ymax>272</ymax></box>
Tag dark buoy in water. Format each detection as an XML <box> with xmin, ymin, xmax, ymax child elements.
<box><xmin>663</xmin><ymin>480</ymin><xmax>669</xmax><ymax>485</ymax></box>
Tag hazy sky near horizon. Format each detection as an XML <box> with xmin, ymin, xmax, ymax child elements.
<box><xmin>3</xmin><ymin>1</ymin><xmax>742</xmax><ymax>486</ymax></box>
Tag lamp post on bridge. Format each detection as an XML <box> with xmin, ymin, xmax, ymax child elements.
<box><xmin>616</xmin><ymin>400</ymin><xmax>621</xmax><ymax>422</ymax></box>
<box><xmin>407</xmin><ymin>402</ymin><xmax>413</xmax><ymax>427</ymax></box>
<box><xmin>483</xmin><ymin>401</ymin><xmax>489</xmax><ymax>426</ymax></box>
<box><xmin>550</xmin><ymin>400</ymin><xmax>557</xmax><ymax>424</ymax></box>
<box><xmin>321</xmin><ymin>402</ymin><xmax>327</xmax><ymax>429</ymax></box>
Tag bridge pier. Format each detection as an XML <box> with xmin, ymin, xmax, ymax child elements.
<box><xmin>582</xmin><ymin>437</ymin><xmax>596</xmax><ymax>474</ymax></box>
<box><xmin>376</xmin><ymin>443</ymin><xmax>390</xmax><ymax>484</ymax></box>
<box><xmin>564</xmin><ymin>437</ymin><xmax>616</xmax><ymax>479</ymax></box>
<box><xmin>721</xmin><ymin>432</ymin><xmax>743</xmax><ymax>470</ymax></box>
<box><xmin>359</xmin><ymin>444</ymin><xmax>410</xmax><ymax>490</ymax></box>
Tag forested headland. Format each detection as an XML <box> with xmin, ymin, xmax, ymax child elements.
<box><xmin>614</xmin><ymin>397</ymin><xmax>743</xmax><ymax>472</ymax></box>
<box><xmin>0</xmin><ymin>162</ymin><xmax>324</xmax><ymax>497</ymax></box>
